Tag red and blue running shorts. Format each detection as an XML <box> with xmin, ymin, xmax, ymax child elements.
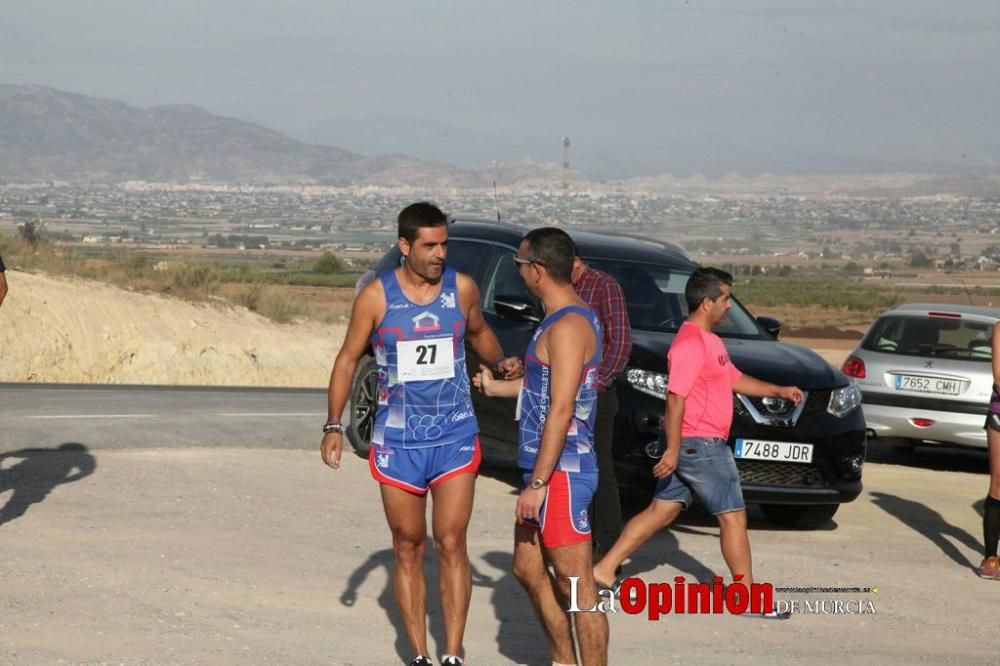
<box><xmin>519</xmin><ymin>470</ymin><xmax>597</xmax><ymax>548</ymax></box>
<box><xmin>369</xmin><ymin>434</ymin><xmax>481</xmax><ymax>495</ymax></box>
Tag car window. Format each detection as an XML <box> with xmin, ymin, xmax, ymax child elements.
<box><xmin>445</xmin><ymin>239</ymin><xmax>490</xmax><ymax>282</ymax></box>
<box><xmin>370</xmin><ymin>238</ymin><xmax>487</xmax><ymax>282</ymax></box>
<box><xmin>861</xmin><ymin>314</ymin><xmax>994</xmax><ymax>361</ymax></box>
<box><xmin>483</xmin><ymin>250</ymin><xmax>539</xmax><ymax>312</ymax></box>
<box><xmin>585</xmin><ymin>259</ymin><xmax>762</xmax><ymax>336</ymax></box>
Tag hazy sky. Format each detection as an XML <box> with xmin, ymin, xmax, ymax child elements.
<box><xmin>2</xmin><ymin>1</ymin><xmax>998</xmax><ymax>177</ymax></box>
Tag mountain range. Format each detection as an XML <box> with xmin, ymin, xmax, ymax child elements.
<box><xmin>0</xmin><ymin>84</ymin><xmax>575</xmax><ymax>187</ymax></box>
<box><xmin>2</xmin><ymin>84</ymin><xmax>998</xmax><ymax>196</ymax></box>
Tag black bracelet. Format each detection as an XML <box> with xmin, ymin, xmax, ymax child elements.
<box><xmin>323</xmin><ymin>422</ymin><xmax>344</xmax><ymax>434</ymax></box>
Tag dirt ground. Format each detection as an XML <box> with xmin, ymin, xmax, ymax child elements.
<box><xmin>0</xmin><ymin>444</ymin><xmax>995</xmax><ymax>665</ymax></box>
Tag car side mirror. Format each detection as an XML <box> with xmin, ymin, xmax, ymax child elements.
<box><xmin>494</xmin><ymin>296</ymin><xmax>542</xmax><ymax>323</ymax></box>
<box><xmin>757</xmin><ymin>316</ymin><xmax>782</xmax><ymax>339</ymax></box>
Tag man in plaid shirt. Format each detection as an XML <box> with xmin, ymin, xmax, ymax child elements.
<box><xmin>572</xmin><ymin>251</ymin><xmax>632</xmax><ymax>559</ymax></box>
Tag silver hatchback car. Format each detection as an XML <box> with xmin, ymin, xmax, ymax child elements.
<box><xmin>843</xmin><ymin>303</ymin><xmax>998</xmax><ymax>450</ymax></box>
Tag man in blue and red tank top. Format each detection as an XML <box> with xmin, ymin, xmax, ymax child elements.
<box><xmin>475</xmin><ymin>227</ymin><xmax>609</xmax><ymax>666</ymax></box>
<box><xmin>321</xmin><ymin>202</ymin><xmax>521</xmax><ymax>666</ymax></box>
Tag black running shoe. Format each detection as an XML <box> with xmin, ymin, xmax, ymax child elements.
<box><xmin>410</xmin><ymin>657</ymin><xmax>433</xmax><ymax>666</ymax></box>
<box><xmin>441</xmin><ymin>657</ymin><xmax>464</xmax><ymax>666</ymax></box>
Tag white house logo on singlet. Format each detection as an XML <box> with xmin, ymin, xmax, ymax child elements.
<box><xmin>439</xmin><ymin>291</ymin><xmax>456</xmax><ymax>309</ymax></box>
<box><xmin>412</xmin><ymin>311</ymin><xmax>441</xmax><ymax>332</ymax></box>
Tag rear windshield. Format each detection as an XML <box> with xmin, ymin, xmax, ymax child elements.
<box><xmin>861</xmin><ymin>314</ymin><xmax>994</xmax><ymax>361</ymax></box>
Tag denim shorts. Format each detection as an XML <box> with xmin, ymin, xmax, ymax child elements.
<box><xmin>653</xmin><ymin>437</ymin><xmax>745</xmax><ymax>515</ymax></box>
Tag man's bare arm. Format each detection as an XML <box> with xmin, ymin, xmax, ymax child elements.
<box><xmin>530</xmin><ymin>316</ymin><xmax>589</xmax><ymax>484</ymax></box>
<box><xmin>321</xmin><ymin>280</ymin><xmax>383</xmax><ymax>469</ymax></box>
<box><xmin>733</xmin><ymin>374</ymin><xmax>803</xmax><ymax>404</ymax></box>
<box><xmin>473</xmin><ymin>365</ymin><xmax>522</xmax><ymax>398</ymax></box>
<box><xmin>653</xmin><ymin>392</ymin><xmax>685</xmax><ymax>478</ymax></box>
<box><xmin>327</xmin><ymin>280</ymin><xmax>383</xmax><ymax>421</ymax></box>
<box><xmin>0</xmin><ymin>271</ymin><xmax>8</xmax><ymax>309</ymax></box>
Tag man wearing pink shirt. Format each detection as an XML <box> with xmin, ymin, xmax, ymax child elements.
<box><xmin>594</xmin><ymin>267</ymin><xmax>803</xmax><ymax>593</ymax></box>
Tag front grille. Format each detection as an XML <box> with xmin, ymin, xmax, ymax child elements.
<box><xmin>802</xmin><ymin>390</ymin><xmax>831</xmax><ymax>416</ymax></box>
<box><xmin>736</xmin><ymin>460</ymin><xmax>825</xmax><ymax>487</ymax></box>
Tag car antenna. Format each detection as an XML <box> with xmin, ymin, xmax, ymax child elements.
<box><xmin>493</xmin><ymin>180</ymin><xmax>502</xmax><ymax>223</ymax></box>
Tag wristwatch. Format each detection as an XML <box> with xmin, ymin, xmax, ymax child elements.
<box><xmin>529</xmin><ymin>477</ymin><xmax>548</xmax><ymax>490</ymax></box>
<box><xmin>323</xmin><ymin>422</ymin><xmax>344</xmax><ymax>434</ymax></box>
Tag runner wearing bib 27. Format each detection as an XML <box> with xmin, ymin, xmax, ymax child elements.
<box><xmin>320</xmin><ymin>202</ymin><xmax>522</xmax><ymax>666</ymax></box>
<box><xmin>369</xmin><ymin>264</ymin><xmax>481</xmax><ymax>492</ymax></box>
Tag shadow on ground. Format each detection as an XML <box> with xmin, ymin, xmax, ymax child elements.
<box><xmin>0</xmin><ymin>442</ymin><xmax>96</xmax><ymax>527</ymax></box>
<box><xmin>871</xmin><ymin>491</ymin><xmax>981</xmax><ymax>571</ymax></box>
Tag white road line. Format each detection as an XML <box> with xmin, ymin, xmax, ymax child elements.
<box><xmin>216</xmin><ymin>413</ymin><xmax>326</xmax><ymax>417</ymax></box>
<box><xmin>27</xmin><ymin>414</ymin><xmax>159</xmax><ymax>419</ymax></box>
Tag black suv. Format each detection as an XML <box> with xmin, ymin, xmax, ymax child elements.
<box><xmin>346</xmin><ymin>219</ymin><xmax>866</xmax><ymax>529</ymax></box>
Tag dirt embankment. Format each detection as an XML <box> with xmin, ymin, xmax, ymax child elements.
<box><xmin>0</xmin><ymin>270</ymin><xmax>857</xmax><ymax>385</ymax></box>
<box><xmin>0</xmin><ymin>271</ymin><xmax>343</xmax><ymax>386</ymax></box>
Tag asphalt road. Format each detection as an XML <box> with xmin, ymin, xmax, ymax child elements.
<box><xmin>0</xmin><ymin>384</ymin><xmax>997</xmax><ymax>664</ymax></box>
<box><xmin>0</xmin><ymin>383</ymin><xmax>330</xmax><ymax>451</ymax></box>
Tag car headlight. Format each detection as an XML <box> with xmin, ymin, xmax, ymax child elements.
<box><xmin>626</xmin><ymin>368</ymin><xmax>667</xmax><ymax>400</ymax></box>
<box><xmin>828</xmin><ymin>384</ymin><xmax>862</xmax><ymax>418</ymax></box>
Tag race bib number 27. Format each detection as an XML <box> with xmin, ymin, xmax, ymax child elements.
<box><xmin>396</xmin><ymin>337</ymin><xmax>455</xmax><ymax>382</ymax></box>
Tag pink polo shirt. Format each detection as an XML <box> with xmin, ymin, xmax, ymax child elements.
<box><xmin>666</xmin><ymin>322</ymin><xmax>742</xmax><ymax>439</ymax></box>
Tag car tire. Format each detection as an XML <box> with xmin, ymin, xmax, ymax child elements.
<box><xmin>760</xmin><ymin>503</ymin><xmax>838</xmax><ymax>530</ymax></box>
<box><xmin>345</xmin><ymin>354</ymin><xmax>379</xmax><ymax>458</ymax></box>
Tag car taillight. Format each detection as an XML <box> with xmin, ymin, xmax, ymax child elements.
<box><xmin>842</xmin><ymin>355</ymin><xmax>866</xmax><ymax>379</ymax></box>
<box><xmin>910</xmin><ymin>417</ymin><xmax>935</xmax><ymax>428</ymax></box>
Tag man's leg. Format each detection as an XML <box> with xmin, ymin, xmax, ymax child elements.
<box><xmin>589</xmin><ymin>389</ymin><xmax>623</xmax><ymax>557</ymax></box>
<box><xmin>429</xmin><ymin>472</ymin><xmax>476</xmax><ymax>658</ymax></box>
<box><xmin>592</xmin><ymin>499</ymin><xmax>682</xmax><ymax>588</ymax></box>
<box><xmin>380</xmin><ymin>484</ymin><xmax>430</xmax><ymax>659</ymax></box>
<box><xmin>547</xmin><ymin>540</ymin><xmax>609</xmax><ymax>666</ymax></box>
<box><xmin>697</xmin><ymin>440</ymin><xmax>753</xmax><ymax>585</ymax></box>
<box><xmin>980</xmin><ymin>425</ymin><xmax>1000</xmax><ymax>575</ymax></box>
<box><xmin>716</xmin><ymin>509</ymin><xmax>753</xmax><ymax>586</ymax></box>
<box><xmin>513</xmin><ymin>523</ymin><xmax>577</xmax><ymax>665</ymax></box>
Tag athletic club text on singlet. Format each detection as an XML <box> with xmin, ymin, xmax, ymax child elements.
<box><xmin>370</xmin><ymin>266</ymin><xmax>479</xmax><ymax>449</ymax></box>
<box><xmin>518</xmin><ymin>305</ymin><xmax>602</xmax><ymax>473</ymax></box>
